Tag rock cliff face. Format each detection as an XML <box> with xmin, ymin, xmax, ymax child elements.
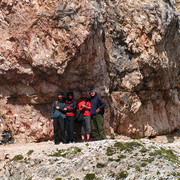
<box><xmin>0</xmin><ymin>0</ymin><xmax>179</xmax><ymax>141</ymax></box>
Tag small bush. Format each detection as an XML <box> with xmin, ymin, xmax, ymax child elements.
<box><xmin>117</xmin><ymin>171</ymin><xmax>128</xmax><ymax>179</ymax></box>
<box><xmin>27</xmin><ymin>150</ymin><xmax>34</xmax><ymax>156</ymax></box>
<box><xmin>108</xmin><ymin>171</ymin><xmax>116</xmax><ymax>178</ymax></box>
<box><xmin>135</xmin><ymin>166</ymin><xmax>141</xmax><ymax>171</ymax></box>
<box><xmin>108</xmin><ymin>158</ymin><xmax>114</xmax><ymax>161</ymax></box>
<box><xmin>156</xmin><ymin>147</ymin><xmax>179</xmax><ymax>164</ymax></box>
<box><xmin>142</xmin><ymin>157</ymin><xmax>154</xmax><ymax>163</ymax></box>
<box><xmin>114</xmin><ymin>141</ymin><xmax>142</xmax><ymax>151</ymax></box>
<box><xmin>140</xmin><ymin>147</ymin><xmax>149</xmax><ymax>153</ymax></box>
<box><xmin>118</xmin><ymin>154</ymin><xmax>126</xmax><ymax>159</ymax></box>
<box><xmin>106</xmin><ymin>146</ymin><xmax>116</xmax><ymax>156</ymax></box>
<box><xmin>12</xmin><ymin>154</ymin><xmax>24</xmax><ymax>161</ymax></box>
<box><xmin>84</xmin><ymin>173</ymin><xmax>96</xmax><ymax>180</ymax></box>
<box><xmin>109</xmin><ymin>133</ymin><xmax>115</xmax><ymax>139</ymax></box>
<box><xmin>166</xmin><ymin>136</ymin><xmax>175</xmax><ymax>143</ymax></box>
<box><xmin>49</xmin><ymin>147</ymin><xmax>81</xmax><ymax>157</ymax></box>
<box><xmin>141</xmin><ymin>162</ymin><xmax>147</xmax><ymax>167</ymax></box>
<box><xmin>96</xmin><ymin>163</ymin><xmax>106</xmax><ymax>168</ymax></box>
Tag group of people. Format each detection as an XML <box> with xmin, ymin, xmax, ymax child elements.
<box><xmin>50</xmin><ymin>88</ymin><xmax>106</xmax><ymax>144</ymax></box>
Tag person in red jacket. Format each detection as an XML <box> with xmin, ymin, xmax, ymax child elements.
<box><xmin>77</xmin><ymin>91</ymin><xmax>91</xmax><ymax>142</ymax></box>
<box><xmin>64</xmin><ymin>92</ymin><xmax>76</xmax><ymax>143</ymax></box>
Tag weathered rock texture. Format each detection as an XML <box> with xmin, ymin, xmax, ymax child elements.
<box><xmin>0</xmin><ymin>0</ymin><xmax>179</xmax><ymax>141</ymax></box>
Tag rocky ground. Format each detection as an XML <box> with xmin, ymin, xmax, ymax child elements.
<box><xmin>0</xmin><ymin>130</ymin><xmax>180</xmax><ymax>180</ymax></box>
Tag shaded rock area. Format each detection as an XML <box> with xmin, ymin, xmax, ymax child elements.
<box><xmin>0</xmin><ymin>138</ymin><xmax>180</xmax><ymax>180</ymax></box>
<box><xmin>0</xmin><ymin>0</ymin><xmax>179</xmax><ymax>141</ymax></box>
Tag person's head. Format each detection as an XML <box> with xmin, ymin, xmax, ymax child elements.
<box><xmin>67</xmin><ymin>92</ymin><xmax>74</xmax><ymax>100</ymax></box>
<box><xmin>81</xmin><ymin>91</ymin><xmax>87</xmax><ymax>99</ymax></box>
<box><xmin>57</xmin><ymin>92</ymin><xmax>64</xmax><ymax>100</ymax></box>
<box><xmin>90</xmin><ymin>88</ymin><xmax>96</xmax><ymax>97</ymax></box>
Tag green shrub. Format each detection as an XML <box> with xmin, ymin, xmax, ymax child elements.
<box><xmin>106</xmin><ymin>146</ymin><xmax>116</xmax><ymax>156</ymax></box>
<box><xmin>108</xmin><ymin>171</ymin><xmax>116</xmax><ymax>178</ymax></box>
<box><xmin>117</xmin><ymin>171</ymin><xmax>128</xmax><ymax>179</ymax></box>
<box><xmin>49</xmin><ymin>147</ymin><xmax>81</xmax><ymax>157</ymax></box>
<box><xmin>109</xmin><ymin>133</ymin><xmax>115</xmax><ymax>139</ymax></box>
<box><xmin>166</xmin><ymin>136</ymin><xmax>175</xmax><ymax>143</ymax></box>
<box><xmin>12</xmin><ymin>154</ymin><xmax>24</xmax><ymax>161</ymax></box>
<box><xmin>142</xmin><ymin>157</ymin><xmax>154</xmax><ymax>163</ymax></box>
<box><xmin>106</xmin><ymin>141</ymin><xmax>142</xmax><ymax>156</ymax></box>
<box><xmin>27</xmin><ymin>150</ymin><xmax>34</xmax><ymax>156</ymax></box>
<box><xmin>140</xmin><ymin>147</ymin><xmax>149</xmax><ymax>153</ymax></box>
<box><xmin>156</xmin><ymin>147</ymin><xmax>179</xmax><ymax>164</ymax></box>
<box><xmin>84</xmin><ymin>173</ymin><xmax>96</xmax><ymax>180</ymax></box>
<box><xmin>114</xmin><ymin>141</ymin><xmax>142</xmax><ymax>151</ymax></box>
<box><xmin>141</xmin><ymin>162</ymin><xmax>147</xmax><ymax>167</ymax></box>
<box><xmin>96</xmin><ymin>163</ymin><xmax>106</xmax><ymax>168</ymax></box>
<box><xmin>108</xmin><ymin>158</ymin><xmax>114</xmax><ymax>161</ymax></box>
<box><xmin>118</xmin><ymin>154</ymin><xmax>126</xmax><ymax>159</ymax></box>
<box><xmin>135</xmin><ymin>166</ymin><xmax>141</xmax><ymax>171</ymax></box>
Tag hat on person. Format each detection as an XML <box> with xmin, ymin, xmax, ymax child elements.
<box><xmin>57</xmin><ymin>92</ymin><xmax>64</xmax><ymax>96</ymax></box>
<box><xmin>90</xmin><ymin>88</ymin><xmax>96</xmax><ymax>92</ymax></box>
<box><xmin>67</xmin><ymin>91</ymin><xmax>73</xmax><ymax>97</ymax></box>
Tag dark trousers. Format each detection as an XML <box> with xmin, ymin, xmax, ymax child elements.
<box><xmin>53</xmin><ymin>116</ymin><xmax>66</xmax><ymax>143</ymax></box>
<box><xmin>81</xmin><ymin>116</ymin><xmax>91</xmax><ymax>135</ymax></box>
<box><xmin>66</xmin><ymin>116</ymin><xmax>75</xmax><ymax>142</ymax></box>
<box><xmin>91</xmin><ymin>114</ymin><xmax>106</xmax><ymax>140</ymax></box>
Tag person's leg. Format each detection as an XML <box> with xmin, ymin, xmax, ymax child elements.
<box><xmin>84</xmin><ymin>116</ymin><xmax>91</xmax><ymax>141</ymax></box>
<box><xmin>69</xmin><ymin>116</ymin><xmax>75</xmax><ymax>142</ymax></box>
<box><xmin>66</xmin><ymin>117</ymin><xmax>70</xmax><ymax>143</ymax></box>
<box><xmin>91</xmin><ymin>115</ymin><xmax>99</xmax><ymax>140</ymax></box>
<box><xmin>81</xmin><ymin>134</ymin><xmax>85</xmax><ymax>141</ymax></box>
<box><xmin>59</xmin><ymin>116</ymin><xmax>67</xmax><ymax>143</ymax></box>
<box><xmin>81</xmin><ymin>121</ymin><xmax>86</xmax><ymax>141</ymax></box>
<box><xmin>95</xmin><ymin>114</ymin><xmax>106</xmax><ymax>139</ymax></box>
<box><xmin>53</xmin><ymin>118</ymin><xmax>59</xmax><ymax>144</ymax></box>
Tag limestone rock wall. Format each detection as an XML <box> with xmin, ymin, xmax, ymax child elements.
<box><xmin>103</xmin><ymin>0</ymin><xmax>180</xmax><ymax>137</ymax></box>
<box><xmin>0</xmin><ymin>0</ymin><xmax>179</xmax><ymax>141</ymax></box>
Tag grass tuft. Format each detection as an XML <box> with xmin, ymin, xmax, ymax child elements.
<box><xmin>12</xmin><ymin>154</ymin><xmax>24</xmax><ymax>161</ymax></box>
<box><xmin>27</xmin><ymin>150</ymin><xmax>34</xmax><ymax>156</ymax></box>
<box><xmin>117</xmin><ymin>171</ymin><xmax>128</xmax><ymax>179</ymax></box>
<box><xmin>49</xmin><ymin>147</ymin><xmax>81</xmax><ymax>157</ymax></box>
<box><xmin>84</xmin><ymin>173</ymin><xmax>96</xmax><ymax>180</ymax></box>
<box><xmin>96</xmin><ymin>163</ymin><xmax>106</xmax><ymax>168</ymax></box>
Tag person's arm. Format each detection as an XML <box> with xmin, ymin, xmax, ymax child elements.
<box><xmin>58</xmin><ymin>103</ymin><xmax>66</xmax><ymax>114</ymax></box>
<box><xmin>72</xmin><ymin>101</ymin><xmax>77</xmax><ymax>112</ymax></box>
<box><xmin>66</xmin><ymin>101</ymin><xmax>77</xmax><ymax>112</ymax></box>
<box><xmin>96</xmin><ymin>97</ymin><xmax>106</xmax><ymax>113</ymax></box>
<box><xmin>83</xmin><ymin>101</ymin><xmax>91</xmax><ymax>110</ymax></box>
<box><xmin>50</xmin><ymin>102</ymin><xmax>55</xmax><ymax>119</ymax></box>
<box><xmin>59</xmin><ymin>108</ymin><xmax>66</xmax><ymax>114</ymax></box>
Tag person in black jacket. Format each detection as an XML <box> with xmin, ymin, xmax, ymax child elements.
<box><xmin>64</xmin><ymin>92</ymin><xmax>76</xmax><ymax>143</ymax></box>
<box><xmin>50</xmin><ymin>92</ymin><xmax>66</xmax><ymax>144</ymax></box>
<box><xmin>90</xmin><ymin>88</ymin><xmax>106</xmax><ymax>140</ymax></box>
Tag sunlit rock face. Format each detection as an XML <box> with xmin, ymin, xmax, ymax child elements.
<box><xmin>0</xmin><ymin>0</ymin><xmax>179</xmax><ymax>141</ymax></box>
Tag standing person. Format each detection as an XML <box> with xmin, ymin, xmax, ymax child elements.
<box><xmin>77</xmin><ymin>91</ymin><xmax>91</xmax><ymax>142</ymax></box>
<box><xmin>50</xmin><ymin>92</ymin><xmax>66</xmax><ymax>144</ymax></box>
<box><xmin>90</xmin><ymin>88</ymin><xmax>106</xmax><ymax>140</ymax></box>
<box><xmin>64</xmin><ymin>92</ymin><xmax>76</xmax><ymax>143</ymax></box>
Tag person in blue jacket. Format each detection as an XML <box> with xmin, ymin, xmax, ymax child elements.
<box><xmin>50</xmin><ymin>92</ymin><xmax>66</xmax><ymax>144</ymax></box>
<box><xmin>90</xmin><ymin>88</ymin><xmax>106</xmax><ymax>140</ymax></box>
